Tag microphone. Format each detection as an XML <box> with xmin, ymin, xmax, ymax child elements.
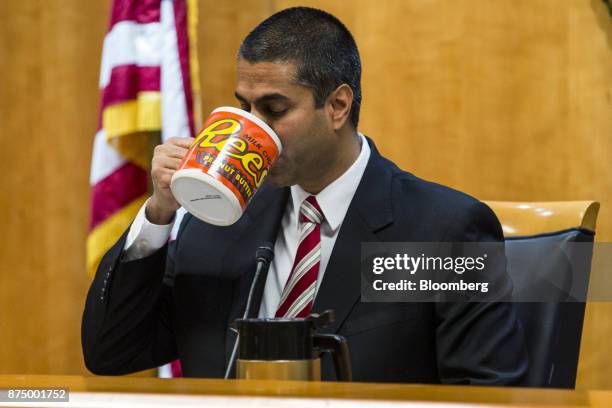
<box><xmin>224</xmin><ymin>243</ymin><xmax>275</xmax><ymax>379</ymax></box>
<box><xmin>245</xmin><ymin>244</ymin><xmax>274</xmax><ymax>317</ymax></box>
<box><xmin>256</xmin><ymin>244</ymin><xmax>274</xmax><ymax>264</ymax></box>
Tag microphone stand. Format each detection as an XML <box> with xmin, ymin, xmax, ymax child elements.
<box><xmin>224</xmin><ymin>244</ymin><xmax>274</xmax><ymax>379</ymax></box>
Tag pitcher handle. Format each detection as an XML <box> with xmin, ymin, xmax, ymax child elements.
<box><xmin>313</xmin><ymin>333</ymin><xmax>352</xmax><ymax>381</ymax></box>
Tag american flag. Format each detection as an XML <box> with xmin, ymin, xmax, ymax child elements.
<box><xmin>87</xmin><ymin>0</ymin><xmax>201</xmax><ymax>377</ymax></box>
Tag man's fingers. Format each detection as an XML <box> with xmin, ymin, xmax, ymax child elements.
<box><xmin>154</xmin><ymin>143</ymin><xmax>190</xmax><ymax>160</ymax></box>
<box><xmin>152</xmin><ymin>167</ymin><xmax>178</xmax><ymax>188</ymax></box>
<box><xmin>153</xmin><ymin>156</ymin><xmax>182</xmax><ymax>172</ymax></box>
<box><xmin>159</xmin><ymin>172</ymin><xmax>175</xmax><ymax>188</ymax></box>
<box><xmin>151</xmin><ymin>137</ymin><xmax>192</xmax><ymax>187</ymax></box>
<box><xmin>168</xmin><ymin>137</ymin><xmax>194</xmax><ymax>149</ymax></box>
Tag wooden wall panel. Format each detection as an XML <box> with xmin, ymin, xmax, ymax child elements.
<box><xmin>1</xmin><ymin>0</ymin><xmax>611</xmax><ymax>388</ymax></box>
<box><xmin>0</xmin><ymin>0</ymin><xmax>109</xmax><ymax>374</ymax></box>
<box><xmin>568</xmin><ymin>0</ymin><xmax>612</xmax><ymax>390</ymax></box>
<box><xmin>277</xmin><ymin>0</ymin><xmax>575</xmax><ymax>201</ymax></box>
<box><xmin>198</xmin><ymin>0</ymin><xmax>273</xmax><ymax>115</ymax></box>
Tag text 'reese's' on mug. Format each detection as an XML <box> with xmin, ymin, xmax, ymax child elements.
<box><xmin>170</xmin><ymin>106</ymin><xmax>282</xmax><ymax>226</ymax></box>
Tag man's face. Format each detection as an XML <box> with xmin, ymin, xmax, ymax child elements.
<box><xmin>235</xmin><ymin>59</ymin><xmax>337</xmax><ymax>189</ymax></box>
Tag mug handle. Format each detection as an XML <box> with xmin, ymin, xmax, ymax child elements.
<box><xmin>313</xmin><ymin>333</ymin><xmax>352</xmax><ymax>381</ymax></box>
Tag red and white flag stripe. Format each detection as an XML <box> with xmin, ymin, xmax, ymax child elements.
<box><xmin>88</xmin><ymin>0</ymin><xmax>201</xmax><ymax>378</ymax></box>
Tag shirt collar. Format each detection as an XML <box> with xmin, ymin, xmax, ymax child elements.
<box><xmin>290</xmin><ymin>133</ymin><xmax>371</xmax><ymax>231</ymax></box>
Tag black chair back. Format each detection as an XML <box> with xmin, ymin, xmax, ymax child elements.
<box><xmin>505</xmin><ymin>228</ymin><xmax>595</xmax><ymax>388</ymax></box>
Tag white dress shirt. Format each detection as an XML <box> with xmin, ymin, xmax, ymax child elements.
<box><xmin>124</xmin><ymin>133</ymin><xmax>371</xmax><ymax>318</ymax></box>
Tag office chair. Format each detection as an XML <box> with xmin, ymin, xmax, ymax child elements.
<box><xmin>484</xmin><ymin>201</ymin><xmax>600</xmax><ymax>388</ymax></box>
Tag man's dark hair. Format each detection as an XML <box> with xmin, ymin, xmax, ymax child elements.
<box><xmin>239</xmin><ymin>7</ymin><xmax>362</xmax><ymax>128</ymax></box>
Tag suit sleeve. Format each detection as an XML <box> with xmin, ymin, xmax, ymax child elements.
<box><xmin>81</xmin><ymin>225</ymin><xmax>180</xmax><ymax>375</ymax></box>
<box><xmin>434</xmin><ymin>201</ymin><xmax>529</xmax><ymax>385</ymax></box>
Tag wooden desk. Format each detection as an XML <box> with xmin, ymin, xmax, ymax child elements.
<box><xmin>0</xmin><ymin>375</ymin><xmax>611</xmax><ymax>407</ymax></box>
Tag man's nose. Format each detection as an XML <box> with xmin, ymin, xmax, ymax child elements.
<box><xmin>250</xmin><ymin>107</ymin><xmax>272</xmax><ymax>127</ymax></box>
<box><xmin>247</xmin><ymin>108</ymin><xmax>278</xmax><ymax>136</ymax></box>
<box><xmin>248</xmin><ymin>107</ymin><xmax>267</xmax><ymax>123</ymax></box>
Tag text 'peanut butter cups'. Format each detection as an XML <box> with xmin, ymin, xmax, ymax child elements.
<box><xmin>171</xmin><ymin>107</ymin><xmax>282</xmax><ymax>226</ymax></box>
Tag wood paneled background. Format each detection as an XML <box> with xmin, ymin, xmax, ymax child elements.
<box><xmin>1</xmin><ymin>0</ymin><xmax>610</xmax><ymax>388</ymax></box>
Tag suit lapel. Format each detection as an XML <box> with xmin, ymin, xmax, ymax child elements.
<box><xmin>313</xmin><ymin>138</ymin><xmax>395</xmax><ymax>333</ymax></box>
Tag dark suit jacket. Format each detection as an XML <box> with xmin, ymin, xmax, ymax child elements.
<box><xmin>82</xmin><ymin>138</ymin><xmax>528</xmax><ymax>384</ymax></box>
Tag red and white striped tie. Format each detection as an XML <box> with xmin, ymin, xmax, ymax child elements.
<box><xmin>275</xmin><ymin>196</ymin><xmax>324</xmax><ymax>318</ymax></box>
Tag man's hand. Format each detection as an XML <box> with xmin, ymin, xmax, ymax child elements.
<box><xmin>146</xmin><ymin>137</ymin><xmax>193</xmax><ymax>225</ymax></box>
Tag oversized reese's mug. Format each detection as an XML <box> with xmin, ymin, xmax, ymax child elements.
<box><xmin>170</xmin><ymin>107</ymin><xmax>282</xmax><ymax>226</ymax></box>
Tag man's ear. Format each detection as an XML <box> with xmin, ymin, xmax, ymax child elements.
<box><xmin>326</xmin><ymin>84</ymin><xmax>353</xmax><ymax>130</ymax></box>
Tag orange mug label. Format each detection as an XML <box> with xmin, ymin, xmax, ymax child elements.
<box><xmin>178</xmin><ymin>109</ymin><xmax>280</xmax><ymax>209</ymax></box>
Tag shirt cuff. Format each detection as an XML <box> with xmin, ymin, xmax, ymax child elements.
<box><xmin>124</xmin><ymin>198</ymin><xmax>175</xmax><ymax>261</ymax></box>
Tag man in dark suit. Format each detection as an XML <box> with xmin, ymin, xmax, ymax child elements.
<box><xmin>82</xmin><ymin>7</ymin><xmax>528</xmax><ymax>384</ymax></box>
